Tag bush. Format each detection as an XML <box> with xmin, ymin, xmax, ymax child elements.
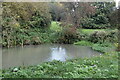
<box><xmin>106</xmin><ymin>30</ymin><xmax>118</xmax><ymax>43</ymax></box>
<box><xmin>89</xmin><ymin>31</ymin><xmax>107</xmax><ymax>43</ymax></box>
<box><xmin>28</xmin><ymin>12</ymin><xmax>51</xmax><ymax>28</ymax></box>
<box><xmin>56</xmin><ymin>27</ymin><xmax>80</xmax><ymax>44</ymax></box>
<box><xmin>2</xmin><ymin>3</ymin><xmax>52</xmax><ymax>47</ymax></box>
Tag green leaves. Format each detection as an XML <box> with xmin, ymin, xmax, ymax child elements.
<box><xmin>81</xmin><ymin>2</ymin><xmax>114</xmax><ymax>29</ymax></box>
<box><xmin>92</xmin><ymin>43</ymin><xmax>114</xmax><ymax>53</ymax></box>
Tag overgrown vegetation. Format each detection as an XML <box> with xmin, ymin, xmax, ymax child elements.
<box><xmin>81</xmin><ymin>2</ymin><xmax>115</xmax><ymax>29</ymax></box>
<box><xmin>2</xmin><ymin>2</ymin><xmax>51</xmax><ymax>47</ymax></box>
<box><xmin>1</xmin><ymin>2</ymin><xmax>119</xmax><ymax>79</ymax></box>
<box><xmin>1</xmin><ymin>2</ymin><xmax>118</xmax><ymax>47</ymax></box>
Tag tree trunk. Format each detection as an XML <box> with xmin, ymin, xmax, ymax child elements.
<box><xmin>117</xmin><ymin>8</ymin><xmax>120</xmax><ymax>51</ymax></box>
<box><xmin>118</xmin><ymin>23</ymin><xmax>120</xmax><ymax>51</ymax></box>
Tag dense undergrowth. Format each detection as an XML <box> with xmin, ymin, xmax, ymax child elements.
<box><xmin>1</xmin><ymin>2</ymin><xmax>119</xmax><ymax>79</ymax></box>
<box><xmin>2</xmin><ymin>21</ymin><xmax>118</xmax><ymax>47</ymax></box>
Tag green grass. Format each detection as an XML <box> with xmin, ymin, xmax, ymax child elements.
<box><xmin>78</xmin><ymin>29</ymin><xmax>105</xmax><ymax>35</ymax></box>
<box><xmin>74</xmin><ymin>40</ymin><xmax>115</xmax><ymax>53</ymax></box>
<box><xmin>92</xmin><ymin>43</ymin><xmax>114</xmax><ymax>53</ymax></box>
<box><xmin>74</xmin><ymin>41</ymin><xmax>93</xmax><ymax>46</ymax></box>
<box><xmin>50</xmin><ymin>21</ymin><xmax>62</xmax><ymax>32</ymax></box>
<box><xmin>78</xmin><ymin>29</ymin><xmax>118</xmax><ymax>35</ymax></box>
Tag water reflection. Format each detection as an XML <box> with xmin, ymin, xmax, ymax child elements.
<box><xmin>50</xmin><ymin>46</ymin><xmax>67</xmax><ymax>61</ymax></box>
<box><xmin>2</xmin><ymin>44</ymin><xmax>102</xmax><ymax>69</ymax></box>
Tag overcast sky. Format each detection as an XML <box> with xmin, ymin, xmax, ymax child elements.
<box><xmin>115</xmin><ymin>0</ymin><xmax>120</xmax><ymax>8</ymax></box>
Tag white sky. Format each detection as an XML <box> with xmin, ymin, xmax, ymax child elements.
<box><xmin>115</xmin><ymin>0</ymin><xmax>120</xmax><ymax>8</ymax></box>
<box><xmin>2</xmin><ymin>0</ymin><xmax>120</xmax><ymax>7</ymax></box>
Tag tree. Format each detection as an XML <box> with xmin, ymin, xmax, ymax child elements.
<box><xmin>2</xmin><ymin>2</ymin><xmax>51</xmax><ymax>47</ymax></box>
<box><xmin>60</xmin><ymin>2</ymin><xmax>95</xmax><ymax>28</ymax></box>
<box><xmin>2</xmin><ymin>2</ymin><xmax>51</xmax><ymax>28</ymax></box>
<box><xmin>109</xmin><ymin>5</ymin><xmax>120</xmax><ymax>51</ymax></box>
<box><xmin>117</xmin><ymin>8</ymin><xmax>120</xmax><ymax>51</ymax></box>
<box><xmin>31</xmin><ymin>3</ymin><xmax>51</xmax><ymax>28</ymax></box>
<box><xmin>49</xmin><ymin>2</ymin><xmax>65</xmax><ymax>21</ymax></box>
<box><xmin>81</xmin><ymin>2</ymin><xmax>115</xmax><ymax>29</ymax></box>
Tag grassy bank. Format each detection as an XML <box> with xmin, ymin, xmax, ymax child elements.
<box><xmin>74</xmin><ymin>41</ymin><xmax>116</xmax><ymax>53</ymax></box>
<box><xmin>1</xmin><ymin>41</ymin><xmax>118</xmax><ymax>78</ymax></box>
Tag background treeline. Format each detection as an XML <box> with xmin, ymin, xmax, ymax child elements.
<box><xmin>1</xmin><ymin>2</ymin><xmax>119</xmax><ymax>48</ymax></box>
<box><xmin>2</xmin><ymin>3</ymin><xmax>51</xmax><ymax>47</ymax></box>
<box><xmin>49</xmin><ymin>2</ymin><xmax>115</xmax><ymax>29</ymax></box>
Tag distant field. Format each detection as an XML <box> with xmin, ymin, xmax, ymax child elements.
<box><xmin>50</xmin><ymin>21</ymin><xmax>118</xmax><ymax>35</ymax></box>
<box><xmin>50</xmin><ymin>21</ymin><xmax>62</xmax><ymax>32</ymax></box>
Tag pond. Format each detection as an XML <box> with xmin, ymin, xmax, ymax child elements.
<box><xmin>1</xmin><ymin>44</ymin><xmax>102</xmax><ymax>69</ymax></box>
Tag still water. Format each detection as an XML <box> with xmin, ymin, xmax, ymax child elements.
<box><xmin>2</xmin><ymin>44</ymin><xmax>102</xmax><ymax>69</ymax></box>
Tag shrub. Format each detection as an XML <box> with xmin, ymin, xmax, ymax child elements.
<box><xmin>89</xmin><ymin>31</ymin><xmax>107</xmax><ymax>43</ymax></box>
<box><xmin>106</xmin><ymin>30</ymin><xmax>118</xmax><ymax>43</ymax></box>
<box><xmin>28</xmin><ymin>12</ymin><xmax>51</xmax><ymax>28</ymax></box>
<box><xmin>31</xmin><ymin>36</ymin><xmax>41</xmax><ymax>45</ymax></box>
<box><xmin>56</xmin><ymin>27</ymin><xmax>80</xmax><ymax>44</ymax></box>
<box><xmin>81</xmin><ymin>17</ymin><xmax>110</xmax><ymax>29</ymax></box>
